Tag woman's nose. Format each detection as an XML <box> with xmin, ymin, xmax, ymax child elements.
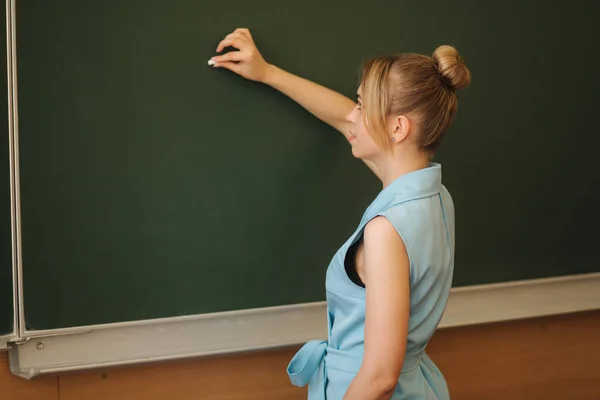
<box><xmin>346</xmin><ymin>106</ymin><xmax>356</xmax><ymax>123</ymax></box>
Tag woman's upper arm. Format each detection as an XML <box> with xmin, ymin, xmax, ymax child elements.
<box><xmin>361</xmin><ymin>216</ymin><xmax>410</xmax><ymax>383</ymax></box>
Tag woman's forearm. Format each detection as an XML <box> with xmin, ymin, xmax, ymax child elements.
<box><xmin>261</xmin><ymin>64</ymin><xmax>381</xmax><ymax>178</ymax></box>
<box><xmin>261</xmin><ymin>64</ymin><xmax>355</xmax><ymax>137</ymax></box>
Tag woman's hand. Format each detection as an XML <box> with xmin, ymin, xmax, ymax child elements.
<box><xmin>211</xmin><ymin>28</ymin><xmax>272</xmax><ymax>83</ymax></box>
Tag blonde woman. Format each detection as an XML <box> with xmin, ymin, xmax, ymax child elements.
<box><xmin>211</xmin><ymin>28</ymin><xmax>470</xmax><ymax>400</ymax></box>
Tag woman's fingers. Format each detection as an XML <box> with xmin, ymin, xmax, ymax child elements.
<box><xmin>212</xmin><ymin>61</ymin><xmax>242</xmax><ymax>73</ymax></box>
<box><xmin>216</xmin><ymin>38</ymin><xmax>240</xmax><ymax>53</ymax></box>
<box><xmin>216</xmin><ymin>36</ymin><xmax>245</xmax><ymax>53</ymax></box>
<box><xmin>211</xmin><ymin>28</ymin><xmax>267</xmax><ymax>81</ymax></box>
<box><xmin>213</xmin><ymin>30</ymin><xmax>256</xmax><ymax>64</ymax></box>
<box><xmin>234</xmin><ymin>28</ymin><xmax>252</xmax><ymax>39</ymax></box>
<box><xmin>224</xmin><ymin>32</ymin><xmax>245</xmax><ymax>42</ymax></box>
<box><xmin>212</xmin><ymin>50</ymin><xmax>245</xmax><ymax>63</ymax></box>
<box><xmin>216</xmin><ymin>29</ymin><xmax>256</xmax><ymax>52</ymax></box>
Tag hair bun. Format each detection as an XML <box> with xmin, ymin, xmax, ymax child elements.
<box><xmin>432</xmin><ymin>45</ymin><xmax>471</xmax><ymax>91</ymax></box>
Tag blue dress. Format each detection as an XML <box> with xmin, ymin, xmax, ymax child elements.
<box><xmin>287</xmin><ymin>163</ymin><xmax>454</xmax><ymax>399</ymax></box>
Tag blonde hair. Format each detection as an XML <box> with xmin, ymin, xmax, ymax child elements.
<box><xmin>360</xmin><ymin>45</ymin><xmax>471</xmax><ymax>155</ymax></box>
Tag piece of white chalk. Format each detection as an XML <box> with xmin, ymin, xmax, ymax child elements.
<box><xmin>208</xmin><ymin>59</ymin><xmax>216</xmax><ymax>66</ymax></box>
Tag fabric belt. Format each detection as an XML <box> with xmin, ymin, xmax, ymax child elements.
<box><xmin>287</xmin><ymin>340</ymin><xmax>423</xmax><ymax>399</ymax></box>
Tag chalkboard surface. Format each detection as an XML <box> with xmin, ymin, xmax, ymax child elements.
<box><xmin>15</xmin><ymin>0</ymin><xmax>600</xmax><ymax>330</ymax></box>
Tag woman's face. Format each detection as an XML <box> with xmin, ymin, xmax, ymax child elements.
<box><xmin>346</xmin><ymin>87</ymin><xmax>385</xmax><ymax>161</ymax></box>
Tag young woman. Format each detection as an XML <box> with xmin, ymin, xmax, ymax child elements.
<box><xmin>211</xmin><ymin>28</ymin><xmax>470</xmax><ymax>400</ymax></box>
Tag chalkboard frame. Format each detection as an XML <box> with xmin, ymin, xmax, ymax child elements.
<box><xmin>8</xmin><ymin>272</ymin><xmax>600</xmax><ymax>379</ymax></box>
<box><xmin>5</xmin><ymin>0</ymin><xmax>600</xmax><ymax>379</ymax></box>
<box><xmin>1</xmin><ymin>0</ymin><xmax>20</xmax><ymax>351</ymax></box>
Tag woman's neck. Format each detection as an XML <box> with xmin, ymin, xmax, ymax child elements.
<box><xmin>375</xmin><ymin>151</ymin><xmax>430</xmax><ymax>188</ymax></box>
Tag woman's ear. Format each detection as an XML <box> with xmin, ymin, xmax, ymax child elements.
<box><xmin>390</xmin><ymin>115</ymin><xmax>411</xmax><ymax>144</ymax></box>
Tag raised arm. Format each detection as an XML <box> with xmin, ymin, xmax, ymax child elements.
<box><xmin>210</xmin><ymin>28</ymin><xmax>381</xmax><ymax>179</ymax></box>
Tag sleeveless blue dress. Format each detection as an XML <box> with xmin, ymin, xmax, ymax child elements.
<box><xmin>287</xmin><ymin>163</ymin><xmax>454</xmax><ymax>399</ymax></box>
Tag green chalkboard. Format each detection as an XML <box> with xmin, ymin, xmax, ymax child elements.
<box><xmin>1</xmin><ymin>3</ymin><xmax>14</xmax><ymax>338</ymax></box>
<box><xmin>16</xmin><ymin>1</ymin><xmax>600</xmax><ymax>331</ymax></box>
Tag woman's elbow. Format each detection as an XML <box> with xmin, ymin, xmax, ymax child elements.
<box><xmin>380</xmin><ymin>374</ymin><xmax>400</xmax><ymax>395</ymax></box>
<box><xmin>362</xmin><ymin>368</ymin><xmax>400</xmax><ymax>395</ymax></box>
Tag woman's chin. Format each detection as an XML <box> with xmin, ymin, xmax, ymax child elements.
<box><xmin>351</xmin><ymin>146</ymin><xmax>370</xmax><ymax>160</ymax></box>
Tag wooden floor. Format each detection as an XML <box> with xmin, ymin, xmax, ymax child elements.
<box><xmin>1</xmin><ymin>310</ymin><xmax>599</xmax><ymax>400</ymax></box>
